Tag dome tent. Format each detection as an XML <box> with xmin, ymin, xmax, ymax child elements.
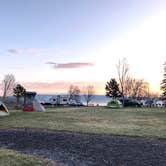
<box><xmin>0</xmin><ymin>101</ymin><xmax>9</xmax><ymax>116</ymax></box>
<box><xmin>107</xmin><ymin>99</ymin><xmax>122</xmax><ymax>108</ymax></box>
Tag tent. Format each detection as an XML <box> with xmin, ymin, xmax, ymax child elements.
<box><xmin>0</xmin><ymin>101</ymin><xmax>9</xmax><ymax>116</ymax></box>
<box><xmin>33</xmin><ymin>99</ymin><xmax>45</xmax><ymax>112</ymax></box>
<box><xmin>23</xmin><ymin>91</ymin><xmax>45</xmax><ymax>112</ymax></box>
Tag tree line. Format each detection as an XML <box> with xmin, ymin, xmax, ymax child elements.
<box><xmin>105</xmin><ymin>58</ymin><xmax>166</xmax><ymax>101</ymax></box>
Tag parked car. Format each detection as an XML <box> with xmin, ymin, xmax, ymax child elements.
<box><xmin>68</xmin><ymin>99</ymin><xmax>84</xmax><ymax>106</ymax></box>
<box><xmin>119</xmin><ymin>98</ymin><xmax>141</xmax><ymax>107</ymax></box>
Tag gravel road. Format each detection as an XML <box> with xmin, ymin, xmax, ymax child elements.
<box><xmin>0</xmin><ymin>129</ymin><xmax>165</xmax><ymax>166</ymax></box>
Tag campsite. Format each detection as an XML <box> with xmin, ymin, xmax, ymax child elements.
<box><xmin>1</xmin><ymin>0</ymin><xmax>166</xmax><ymax>165</ymax></box>
<box><xmin>0</xmin><ymin>90</ymin><xmax>166</xmax><ymax>165</ymax></box>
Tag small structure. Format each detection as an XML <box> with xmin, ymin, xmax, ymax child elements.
<box><xmin>0</xmin><ymin>101</ymin><xmax>9</xmax><ymax>116</ymax></box>
<box><xmin>23</xmin><ymin>91</ymin><xmax>45</xmax><ymax>112</ymax></box>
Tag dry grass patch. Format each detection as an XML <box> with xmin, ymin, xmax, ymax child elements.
<box><xmin>0</xmin><ymin>107</ymin><xmax>166</xmax><ymax>138</ymax></box>
<box><xmin>0</xmin><ymin>148</ymin><xmax>60</xmax><ymax>166</ymax></box>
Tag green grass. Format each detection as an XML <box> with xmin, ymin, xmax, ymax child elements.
<box><xmin>0</xmin><ymin>107</ymin><xmax>166</xmax><ymax>138</ymax></box>
<box><xmin>0</xmin><ymin>148</ymin><xmax>57</xmax><ymax>166</ymax></box>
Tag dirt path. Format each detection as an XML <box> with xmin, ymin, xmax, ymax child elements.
<box><xmin>0</xmin><ymin>129</ymin><xmax>165</xmax><ymax>166</ymax></box>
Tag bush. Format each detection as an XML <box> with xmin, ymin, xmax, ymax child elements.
<box><xmin>107</xmin><ymin>99</ymin><xmax>122</xmax><ymax>108</ymax></box>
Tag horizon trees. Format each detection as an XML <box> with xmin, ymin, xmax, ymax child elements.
<box><xmin>106</xmin><ymin>58</ymin><xmax>151</xmax><ymax>101</ymax></box>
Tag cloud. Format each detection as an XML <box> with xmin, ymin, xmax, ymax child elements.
<box><xmin>46</xmin><ymin>62</ymin><xmax>94</xmax><ymax>69</ymax></box>
<box><xmin>7</xmin><ymin>48</ymin><xmax>45</xmax><ymax>56</ymax></box>
<box><xmin>7</xmin><ymin>49</ymin><xmax>22</xmax><ymax>54</ymax></box>
<box><xmin>46</xmin><ymin>62</ymin><xmax>57</xmax><ymax>65</ymax></box>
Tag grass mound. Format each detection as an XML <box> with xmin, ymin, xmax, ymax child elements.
<box><xmin>0</xmin><ymin>148</ymin><xmax>58</xmax><ymax>166</ymax></box>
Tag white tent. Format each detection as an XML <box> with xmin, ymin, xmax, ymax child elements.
<box><xmin>0</xmin><ymin>101</ymin><xmax>9</xmax><ymax>116</ymax></box>
<box><xmin>33</xmin><ymin>99</ymin><xmax>45</xmax><ymax>112</ymax></box>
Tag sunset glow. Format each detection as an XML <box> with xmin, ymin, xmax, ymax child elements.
<box><xmin>0</xmin><ymin>0</ymin><xmax>166</xmax><ymax>94</ymax></box>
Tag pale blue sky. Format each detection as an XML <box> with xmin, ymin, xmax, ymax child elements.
<box><xmin>0</xmin><ymin>0</ymin><xmax>166</xmax><ymax>94</ymax></box>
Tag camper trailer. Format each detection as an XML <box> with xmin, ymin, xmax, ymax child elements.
<box><xmin>49</xmin><ymin>95</ymin><xmax>69</xmax><ymax>105</ymax></box>
<box><xmin>48</xmin><ymin>95</ymin><xmax>83</xmax><ymax>106</ymax></box>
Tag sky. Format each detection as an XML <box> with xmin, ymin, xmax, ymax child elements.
<box><xmin>0</xmin><ymin>0</ymin><xmax>166</xmax><ymax>94</ymax></box>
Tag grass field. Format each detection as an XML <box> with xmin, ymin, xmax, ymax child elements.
<box><xmin>0</xmin><ymin>148</ymin><xmax>56</xmax><ymax>166</ymax></box>
<box><xmin>0</xmin><ymin>107</ymin><xmax>166</xmax><ymax>138</ymax></box>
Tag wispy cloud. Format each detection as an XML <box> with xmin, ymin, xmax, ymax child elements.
<box><xmin>46</xmin><ymin>62</ymin><xmax>94</xmax><ymax>69</ymax></box>
<box><xmin>7</xmin><ymin>49</ymin><xmax>22</xmax><ymax>54</ymax></box>
<box><xmin>7</xmin><ymin>48</ymin><xmax>47</xmax><ymax>56</ymax></box>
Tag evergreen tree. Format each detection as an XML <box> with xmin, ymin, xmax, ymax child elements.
<box><xmin>105</xmin><ymin>78</ymin><xmax>121</xmax><ymax>98</ymax></box>
<box><xmin>13</xmin><ymin>84</ymin><xmax>26</xmax><ymax>107</ymax></box>
<box><xmin>161</xmin><ymin>62</ymin><xmax>166</xmax><ymax>96</ymax></box>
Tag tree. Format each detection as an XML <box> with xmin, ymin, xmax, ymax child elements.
<box><xmin>126</xmin><ymin>78</ymin><xmax>150</xmax><ymax>99</ymax></box>
<box><xmin>105</xmin><ymin>78</ymin><xmax>121</xmax><ymax>98</ymax></box>
<box><xmin>68</xmin><ymin>85</ymin><xmax>81</xmax><ymax>103</ymax></box>
<box><xmin>83</xmin><ymin>85</ymin><xmax>95</xmax><ymax>106</ymax></box>
<box><xmin>161</xmin><ymin>62</ymin><xmax>166</xmax><ymax>96</ymax></box>
<box><xmin>2</xmin><ymin>74</ymin><xmax>16</xmax><ymax>100</ymax></box>
<box><xmin>116</xmin><ymin>58</ymin><xmax>130</xmax><ymax>104</ymax></box>
<box><xmin>13</xmin><ymin>84</ymin><xmax>26</xmax><ymax>108</ymax></box>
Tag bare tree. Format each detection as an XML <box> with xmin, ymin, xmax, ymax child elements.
<box><xmin>140</xmin><ymin>81</ymin><xmax>150</xmax><ymax>98</ymax></box>
<box><xmin>82</xmin><ymin>85</ymin><xmax>95</xmax><ymax>106</ymax></box>
<box><xmin>126</xmin><ymin>79</ymin><xmax>150</xmax><ymax>99</ymax></box>
<box><xmin>116</xmin><ymin>58</ymin><xmax>151</xmax><ymax>101</ymax></box>
<box><xmin>2</xmin><ymin>74</ymin><xmax>16</xmax><ymax>100</ymax></box>
<box><xmin>68</xmin><ymin>85</ymin><xmax>81</xmax><ymax>103</ymax></box>
<box><xmin>116</xmin><ymin>58</ymin><xmax>130</xmax><ymax>104</ymax></box>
